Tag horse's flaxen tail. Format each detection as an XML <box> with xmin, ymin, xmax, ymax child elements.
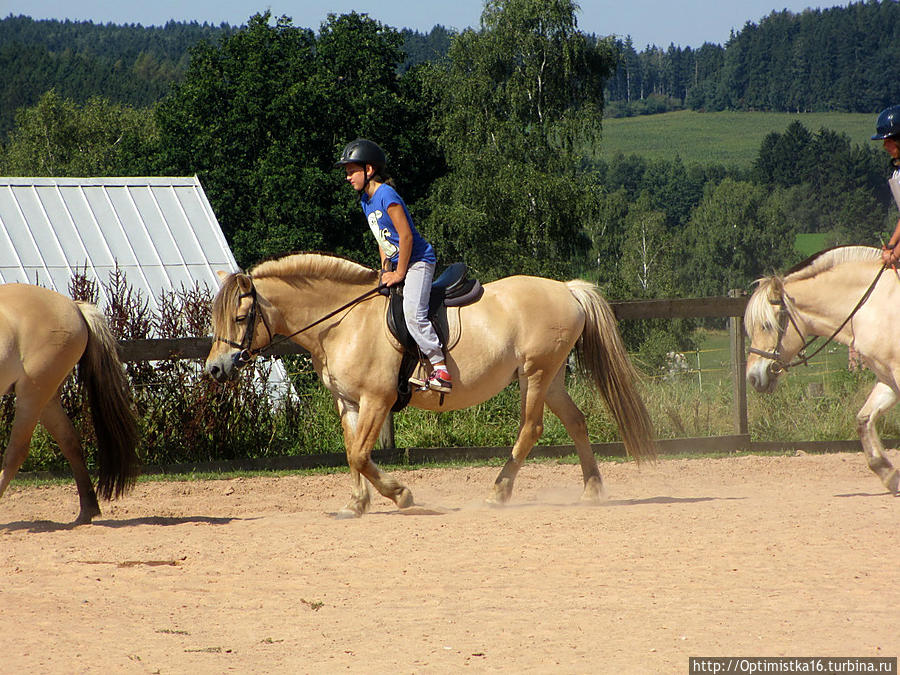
<box><xmin>566</xmin><ymin>280</ymin><xmax>657</xmax><ymax>463</ymax></box>
<box><xmin>76</xmin><ymin>302</ymin><xmax>141</xmax><ymax>499</ymax></box>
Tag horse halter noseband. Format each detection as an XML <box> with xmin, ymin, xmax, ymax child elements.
<box><xmin>748</xmin><ymin>264</ymin><xmax>887</xmax><ymax>373</ymax></box>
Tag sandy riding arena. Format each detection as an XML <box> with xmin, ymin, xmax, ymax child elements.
<box><xmin>1</xmin><ymin>452</ymin><xmax>898</xmax><ymax>673</ymax></box>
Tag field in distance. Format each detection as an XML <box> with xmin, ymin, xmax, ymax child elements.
<box><xmin>599</xmin><ymin>110</ymin><xmax>874</xmax><ymax>168</ymax></box>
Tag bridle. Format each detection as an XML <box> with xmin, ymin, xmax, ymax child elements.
<box><xmin>213</xmin><ymin>276</ymin><xmax>385</xmax><ymax>367</ymax></box>
<box><xmin>747</xmin><ymin>291</ymin><xmax>813</xmax><ymax>374</ymax></box>
<box><xmin>214</xmin><ymin>283</ymin><xmax>274</xmax><ymax>366</ymax></box>
<box><xmin>748</xmin><ymin>264</ymin><xmax>887</xmax><ymax>373</ymax></box>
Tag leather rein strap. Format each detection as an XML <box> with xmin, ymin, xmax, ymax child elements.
<box><xmin>215</xmin><ymin>278</ymin><xmax>385</xmax><ymax>364</ymax></box>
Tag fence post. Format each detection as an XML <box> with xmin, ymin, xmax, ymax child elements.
<box><xmin>728</xmin><ymin>289</ymin><xmax>748</xmax><ymax>435</ymax></box>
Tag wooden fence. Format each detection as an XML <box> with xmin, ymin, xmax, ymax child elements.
<box><xmin>115</xmin><ymin>293</ymin><xmax>884</xmax><ymax>471</ymax></box>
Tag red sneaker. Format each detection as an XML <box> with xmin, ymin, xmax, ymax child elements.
<box><xmin>426</xmin><ymin>368</ymin><xmax>452</xmax><ymax>393</ymax></box>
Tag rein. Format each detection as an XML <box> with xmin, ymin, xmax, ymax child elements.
<box><xmin>749</xmin><ymin>263</ymin><xmax>887</xmax><ymax>372</ymax></box>
<box><xmin>215</xmin><ymin>278</ymin><xmax>385</xmax><ymax>364</ymax></box>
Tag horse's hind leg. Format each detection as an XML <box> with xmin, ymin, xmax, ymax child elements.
<box><xmin>489</xmin><ymin>366</ymin><xmax>553</xmax><ymax>505</ymax></box>
<box><xmin>40</xmin><ymin>395</ymin><xmax>100</xmax><ymax>523</ymax></box>
<box><xmin>0</xmin><ymin>396</ymin><xmax>43</xmax><ymax>502</ymax></box>
<box><xmin>544</xmin><ymin>367</ymin><xmax>604</xmax><ymax>503</ymax></box>
<box><xmin>856</xmin><ymin>382</ymin><xmax>900</xmax><ymax>495</ymax></box>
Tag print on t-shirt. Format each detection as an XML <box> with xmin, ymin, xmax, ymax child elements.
<box><xmin>367</xmin><ymin>209</ymin><xmax>399</xmax><ymax>259</ymax></box>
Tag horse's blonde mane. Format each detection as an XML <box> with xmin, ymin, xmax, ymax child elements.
<box><xmin>211</xmin><ymin>253</ymin><xmax>378</xmax><ymax>330</ymax></box>
<box><xmin>783</xmin><ymin>245</ymin><xmax>881</xmax><ymax>282</ymax></box>
<box><xmin>746</xmin><ymin>246</ymin><xmax>881</xmax><ymax>334</ymax></box>
<box><xmin>250</xmin><ymin>252</ymin><xmax>378</xmax><ymax>285</ymax></box>
<box><xmin>745</xmin><ymin>277</ymin><xmax>781</xmax><ymax>333</ymax></box>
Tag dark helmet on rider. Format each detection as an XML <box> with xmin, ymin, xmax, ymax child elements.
<box><xmin>334</xmin><ymin>138</ymin><xmax>387</xmax><ymax>169</ymax></box>
<box><xmin>872</xmin><ymin>105</ymin><xmax>900</xmax><ymax>140</ymax></box>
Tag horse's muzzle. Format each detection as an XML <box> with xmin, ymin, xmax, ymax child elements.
<box><xmin>747</xmin><ymin>360</ymin><xmax>780</xmax><ymax>394</ymax></box>
<box><xmin>205</xmin><ymin>350</ymin><xmax>248</xmax><ymax>383</ymax></box>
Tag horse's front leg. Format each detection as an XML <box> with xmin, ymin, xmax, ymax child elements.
<box><xmin>0</xmin><ymin>404</ymin><xmax>39</xmax><ymax>502</ymax></box>
<box><xmin>856</xmin><ymin>381</ymin><xmax>900</xmax><ymax>495</ymax></box>
<box><xmin>336</xmin><ymin>396</ymin><xmax>413</xmax><ymax>518</ymax></box>
<box><xmin>336</xmin><ymin>399</ymin><xmax>371</xmax><ymax>517</ymax></box>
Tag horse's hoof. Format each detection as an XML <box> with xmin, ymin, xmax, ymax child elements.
<box><xmin>487</xmin><ymin>479</ymin><xmax>513</xmax><ymax>506</ymax></box>
<box><xmin>73</xmin><ymin>508</ymin><xmax>100</xmax><ymax>525</ymax></box>
<box><xmin>886</xmin><ymin>469</ymin><xmax>900</xmax><ymax>495</ymax></box>
<box><xmin>395</xmin><ymin>487</ymin><xmax>414</xmax><ymax>509</ymax></box>
<box><xmin>335</xmin><ymin>508</ymin><xmax>362</xmax><ymax>519</ymax></box>
<box><xmin>484</xmin><ymin>491</ymin><xmax>509</xmax><ymax>508</ymax></box>
<box><xmin>580</xmin><ymin>477</ymin><xmax>606</xmax><ymax>504</ymax></box>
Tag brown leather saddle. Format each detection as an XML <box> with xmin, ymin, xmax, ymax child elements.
<box><xmin>382</xmin><ymin>262</ymin><xmax>483</xmax><ymax>411</ymax></box>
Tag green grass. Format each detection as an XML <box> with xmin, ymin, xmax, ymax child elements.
<box><xmin>599</xmin><ymin>110</ymin><xmax>874</xmax><ymax>167</ymax></box>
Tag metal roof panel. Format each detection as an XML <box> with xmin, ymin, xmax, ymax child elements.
<box><xmin>0</xmin><ymin>176</ymin><xmax>240</xmax><ymax>323</ymax></box>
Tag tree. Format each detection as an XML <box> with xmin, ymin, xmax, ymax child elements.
<box><xmin>752</xmin><ymin>120</ymin><xmax>814</xmax><ymax>187</ymax></box>
<box><xmin>154</xmin><ymin>14</ymin><xmax>322</xmax><ymax>265</ymax></box>
<box><xmin>0</xmin><ymin>16</ymin><xmax>230</xmax><ymax>138</ymax></box>
<box><xmin>154</xmin><ymin>12</ymin><xmax>437</xmax><ymax>267</ymax></box>
<box><xmin>620</xmin><ymin>194</ymin><xmax>672</xmax><ymax>296</ymax></box>
<box><xmin>0</xmin><ymin>90</ymin><xmax>157</xmax><ymax>176</ymax></box>
<box><xmin>680</xmin><ymin>178</ymin><xmax>798</xmax><ymax>296</ymax></box>
<box><xmin>423</xmin><ymin>0</ymin><xmax>615</xmax><ymax>278</ymax></box>
<box><xmin>580</xmin><ymin>186</ymin><xmax>628</xmax><ymax>287</ymax></box>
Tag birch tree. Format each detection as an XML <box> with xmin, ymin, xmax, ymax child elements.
<box><xmin>423</xmin><ymin>0</ymin><xmax>615</xmax><ymax>278</ymax></box>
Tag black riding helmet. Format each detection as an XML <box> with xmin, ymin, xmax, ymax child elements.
<box><xmin>334</xmin><ymin>138</ymin><xmax>387</xmax><ymax>169</ymax></box>
<box><xmin>872</xmin><ymin>105</ymin><xmax>900</xmax><ymax>140</ymax></box>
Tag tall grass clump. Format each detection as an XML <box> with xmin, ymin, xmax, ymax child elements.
<box><xmin>747</xmin><ymin>366</ymin><xmax>898</xmax><ymax>441</ymax></box>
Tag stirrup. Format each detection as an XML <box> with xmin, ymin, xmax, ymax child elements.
<box><xmin>426</xmin><ymin>369</ymin><xmax>452</xmax><ymax>393</ymax></box>
<box><xmin>408</xmin><ymin>373</ymin><xmax>428</xmax><ymax>389</ymax></box>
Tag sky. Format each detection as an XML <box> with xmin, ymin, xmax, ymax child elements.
<box><xmin>6</xmin><ymin>0</ymin><xmax>849</xmax><ymax>50</ymax></box>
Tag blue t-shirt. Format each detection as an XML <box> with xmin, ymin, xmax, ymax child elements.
<box><xmin>361</xmin><ymin>184</ymin><xmax>436</xmax><ymax>265</ymax></box>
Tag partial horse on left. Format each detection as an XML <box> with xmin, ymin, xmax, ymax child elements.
<box><xmin>0</xmin><ymin>284</ymin><xmax>140</xmax><ymax>524</ymax></box>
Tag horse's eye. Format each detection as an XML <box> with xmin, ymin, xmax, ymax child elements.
<box><xmin>235</xmin><ymin>315</ymin><xmax>247</xmax><ymax>323</ymax></box>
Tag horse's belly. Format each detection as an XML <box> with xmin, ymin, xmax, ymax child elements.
<box><xmin>409</xmin><ymin>356</ymin><xmax>519</xmax><ymax>412</ymax></box>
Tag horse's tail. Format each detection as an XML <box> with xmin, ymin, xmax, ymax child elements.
<box><xmin>566</xmin><ymin>280</ymin><xmax>657</xmax><ymax>463</ymax></box>
<box><xmin>75</xmin><ymin>302</ymin><xmax>140</xmax><ymax>499</ymax></box>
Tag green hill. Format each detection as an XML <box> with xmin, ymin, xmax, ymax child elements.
<box><xmin>599</xmin><ymin>110</ymin><xmax>875</xmax><ymax>168</ymax></box>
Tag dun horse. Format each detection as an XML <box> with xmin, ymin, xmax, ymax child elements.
<box><xmin>206</xmin><ymin>253</ymin><xmax>655</xmax><ymax>517</ymax></box>
<box><xmin>745</xmin><ymin>245</ymin><xmax>900</xmax><ymax>495</ymax></box>
<box><xmin>0</xmin><ymin>284</ymin><xmax>140</xmax><ymax>523</ymax></box>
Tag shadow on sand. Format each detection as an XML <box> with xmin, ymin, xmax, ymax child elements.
<box><xmin>0</xmin><ymin>514</ymin><xmax>253</xmax><ymax>533</ymax></box>
<box><xmin>343</xmin><ymin>494</ymin><xmax>745</xmax><ymax>518</ymax></box>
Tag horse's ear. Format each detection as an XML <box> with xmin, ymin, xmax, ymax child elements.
<box><xmin>215</xmin><ymin>270</ymin><xmax>229</xmax><ymax>284</ymax></box>
<box><xmin>236</xmin><ymin>274</ymin><xmax>253</xmax><ymax>294</ymax></box>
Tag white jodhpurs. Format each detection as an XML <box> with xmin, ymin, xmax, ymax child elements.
<box><xmin>403</xmin><ymin>260</ymin><xmax>444</xmax><ymax>365</ymax></box>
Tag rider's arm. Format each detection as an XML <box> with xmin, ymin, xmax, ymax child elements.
<box><xmin>384</xmin><ymin>203</ymin><xmax>413</xmax><ymax>282</ymax></box>
<box><xmin>884</xmin><ymin>218</ymin><xmax>900</xmax><ymax>265</ymax></box>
